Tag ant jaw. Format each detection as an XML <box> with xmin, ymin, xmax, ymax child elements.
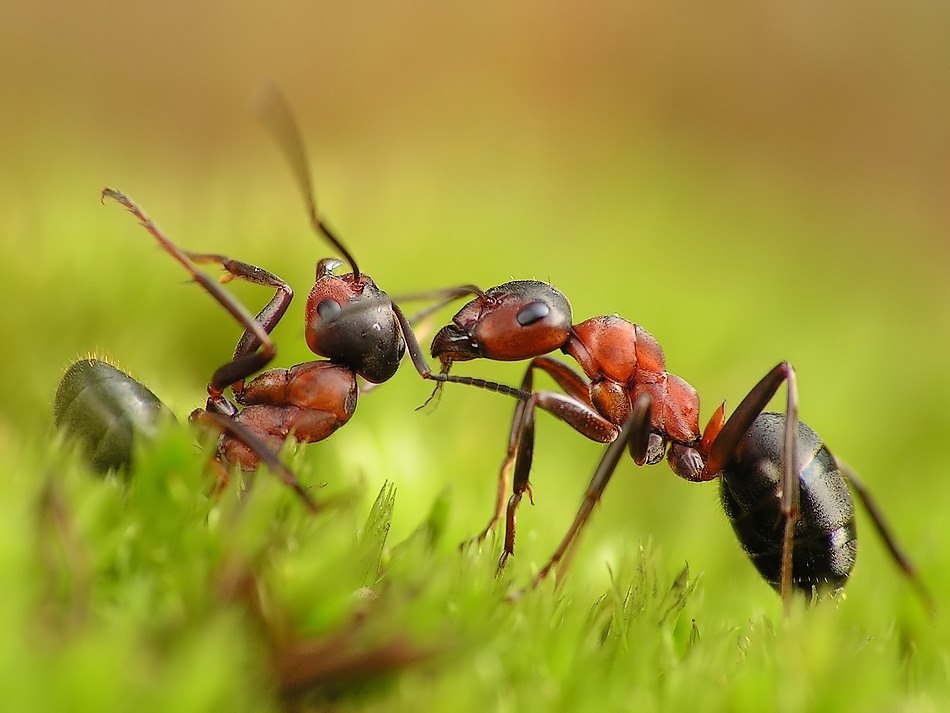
<box><xmin>430</xmin><ymin>324</ymin><xmax>482</xmax><ymax>362</ymax></box>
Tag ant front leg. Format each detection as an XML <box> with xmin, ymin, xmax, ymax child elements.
<box><xmin>102</xmin><ymin>189</ymin><xmax>285</xmax><ymax>412</ymax></box>
<box><xmin>509</xmin><ymin>394</ymin><xmax>653</xmax><ymax>597</ymax></box>
<box><xmin>493</xmin><ymin>358</ymin><xmax>622</xmax><ymax>570</ymax></box>
<box><xmin>390</xmin><ymin>303</ymin><xmax>620</xmax><ymax>564</ymax></box>
<box><xmin>463</xmin><ymin>357</ymin><xmax>595</xmax><ymax>548</ymax></box>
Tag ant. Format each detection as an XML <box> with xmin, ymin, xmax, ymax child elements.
<box><xmin>428</xmin><ymin>280</ymin><xmax>932</xmax><ymax>610</ymax></box>
<box><xmin>62</xmin><ymin>85</ymin><xmax>510</xmax><ymax>511</ymax></box>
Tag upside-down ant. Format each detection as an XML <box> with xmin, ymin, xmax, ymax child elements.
<box><xmin>429</xmin><ymin>280</ymin><xmax>932</xmax><ymax>609</ymax></box>
<box><xmin>55</xmin><ymin>86</ymin><xmax>514</xmax><ymax>511</ymax></box>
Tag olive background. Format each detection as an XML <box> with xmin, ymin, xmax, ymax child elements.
<box><xmin>2</xmin><ymin>1</ymin><xmax>949</xmax><ymax>619</ymax></box>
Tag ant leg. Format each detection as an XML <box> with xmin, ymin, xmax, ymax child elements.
<box><xmin>467</xmin><ymin>357</ymin><xmax>594</xmax><ymax>547</ymax></box>
<box><xmin>194</xmin><ymin>411</ymin><xmax>321</xmax><ymax>513</ymax></box>
<box><xmin>393</xmin><ymin>301</ymin><xmax>625</xmax><ymax>562</ymax></box>
<box><xmin>102</xmin><ymin>189</ymin><xmax>318</xmax><ymax>507</ymax></box>
<box><xmin>496</xmin><ymin>364</ymin><xmax>621</xmax><ymax>569</ymax></box>
<box><xmin>185</xmin><ymin>253</ymin><xmax>293</xmax><ymax>402</ymax></box>
<box><xmin>508</xmin><ymin>394</ymin><xmax>652</xmax><ymax>597</ymax></box>
<box><xmin>101</xmin><ymin>189</ymin><xmax>282</xmax><ymax>413</ymax></box>
<box><xmin>702</xmin><ymin>362</ymin><xmax>797</xmax><ymax>476</ymax></box>
<box><xmin>702</xmin><ymin>361</ymin><xmax>801</xmax><ymax>607</ymax></box>
<box><xmin>497</xmin><ymin>387</ymin><xmax>538</xmax><ymax>571</ymax></box>
<box><xmin>838</xmin><ymin>462</ymin><xmax>934</xmax><ymax>613</ymax></box>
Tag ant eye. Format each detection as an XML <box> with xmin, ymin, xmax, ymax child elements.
<box><xmin>317</xmin><ymin>299</ymin><xmax>343</xmax><ymax>319</ymax></box>
<box><xmin>517</xmin><ymin>301</ymin><xmax>550</xmax><ymax>326</ymax></box>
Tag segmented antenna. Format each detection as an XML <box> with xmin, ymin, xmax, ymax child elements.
<box><xmin>252</xmin><ymin>82</ymin><xmax>361</xmax><ymax>277</ymax></box>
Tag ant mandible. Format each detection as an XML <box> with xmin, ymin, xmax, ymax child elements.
<box><xmin>429</xmin><ymin>280</ymin><xmax>932</xmax><ymax>610</ymax></box>
<box><xmin>88</xmin><ymin>86</ymin><xmax>496</xmax><ymax>511</ymax></box>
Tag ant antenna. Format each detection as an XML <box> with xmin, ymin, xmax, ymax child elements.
<box><xmin>252</xmin><ymin>81</ymin><xmax>361</xmax><ymax>278</ymax></box>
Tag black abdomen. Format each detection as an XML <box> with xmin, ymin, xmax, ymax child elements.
<box><xmin>719</xmin><ymin>412</ymin><xmax>857</xmax><ymax>594</ymax></box>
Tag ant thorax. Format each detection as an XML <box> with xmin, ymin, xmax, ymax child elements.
<box><xmin>565</xmin><ymin>315</ymin><xmax>700</xmax><ymax>445</ymax></box>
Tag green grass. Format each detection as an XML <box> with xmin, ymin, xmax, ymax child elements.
<box><xmin>5</xmin><ymin>422</ymin><xmax>947</xmax><ymax>712</ymax></box>
<box><xmin>3</xmin><ymin>123</ymin><xmax>949</xmax><ymax>711</ymax></box>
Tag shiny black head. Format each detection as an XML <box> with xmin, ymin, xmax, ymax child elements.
<box><xmin>305</xmin><ymin>267</ymin><xmax>405</xmax><ymax>384</ymax></box>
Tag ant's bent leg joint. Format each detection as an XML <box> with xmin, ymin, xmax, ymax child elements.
<box><xmin>210</xmin><ymin>350</ymin><xmax>275</xmax><ymax>396</ymax></box>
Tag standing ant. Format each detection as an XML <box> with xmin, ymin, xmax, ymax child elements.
<box><xmin>57</xmin><ymin>86</ymin><xmax>510</xmax><ymax>511</ymax></box>
<box><xmin>429</xmin><ymin>280</ymin><xmax>931</xmax><ymax>609</ymax></box>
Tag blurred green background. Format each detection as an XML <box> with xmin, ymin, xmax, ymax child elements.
<box><xmin>2</xmin><ymin>0</ymin><xmax>949</xmax><ymax>619</ymax></box>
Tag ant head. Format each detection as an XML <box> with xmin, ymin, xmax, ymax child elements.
<box><xmin>430</xmin><ymin>280</ymin><xmax>572</xmax><ymax>367</ymax></box>
<box><xmin>305</xmin><ymin>259</ymin><xmax>406</xmax><ymax>383</ymax></box>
